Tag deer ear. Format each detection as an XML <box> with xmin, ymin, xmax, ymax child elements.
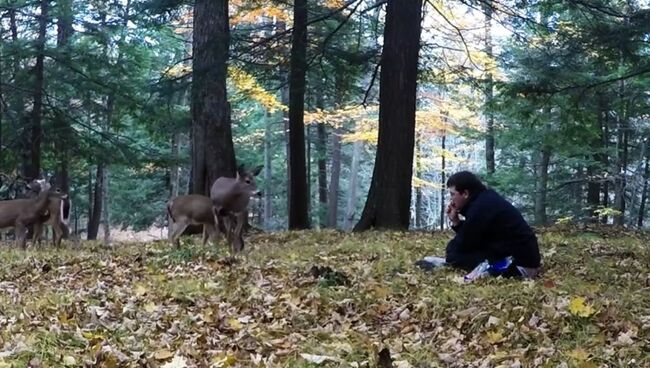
<box><xmin>252</xmin><ymin>165</ymin><xmax>263</xmax><ymax>176</ymax></box>
<box><xmin>237</xmin><ymin>164</ymin><xmax>246</xmax><ymax>177</ymax></box>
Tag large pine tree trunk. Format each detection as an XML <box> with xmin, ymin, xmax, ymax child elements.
<box><xmin>22</xmin><ymin>0</ymin><xmax>49</xmax><ymax>180</ymax></box>
<box><xmin>287</xmin><ymin>0</ymin><xmax>310</xmax><ymax>229</ymax></box>
<box><xmin>327</xmin><ymin>129</ymin><xmax>341</xmax><ymax>228</ymax></box>
<box><xmin>54</xmin><ymin>0</ymin><xmax>73</xmax><ymax>193</ymax></box>
<box><xmin>354</xmin><ymin>0</ymin><xmax>423</xmax><ymax>231</ymax></box>
<box><xmin>613</xmin><ymin>91</ymin><xmax>628</xmax><ymax>226</ymax></box>
<box><xmin>190</xmin><ymin>0</ymin><xmax>236</xmax><ymax>195</ymax></box>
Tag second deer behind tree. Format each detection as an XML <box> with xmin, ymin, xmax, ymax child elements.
<box><xmin>210</xmin><ymin>164</ymin><xmax>263</xmax><ymax>252</ymax></box>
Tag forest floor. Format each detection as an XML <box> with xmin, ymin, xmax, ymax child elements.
<box><xmin>0</xmin><ymin>226</ymin><xmax>648</xmax><ymax>367</ymax></box>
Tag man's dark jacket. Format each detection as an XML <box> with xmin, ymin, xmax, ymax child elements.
<box><xmin>445</xmin><ymin>188</ymin><xmax>541</xmax><ymax>271</ymax></box>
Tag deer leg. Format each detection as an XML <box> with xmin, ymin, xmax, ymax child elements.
<box><xmin>170</xmin><ymin>220</ymin><xmax>189</xmax><ymax>249</ymax></box>
<box><xmin>15</xmin><ymin>223</ymin><xmax>27</xmax><ymax>250</ymax></box>
<box><xmin>204</xmin><ymin>223</ymin><xmax>220</xmax><ymax>247</ymax></box>
<box><xmin>232</xmin><ymin>212</ymin><xmax>246</xmax><ymax>253</ymax></box>
<box><xmin>53</xmin><ymin>222</ymin><xmax>63</xmax><ymax>248</ymax></box>
<box><xmin>201</xmin><ymin>224</ymin><xmax>210</xmax><ymax>247</ymax></box>
<box><xmin>32</xmin><ymin>222</ymin><xmax>44</xmax><ymax>248</ymax></box>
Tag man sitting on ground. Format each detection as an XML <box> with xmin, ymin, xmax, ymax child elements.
<box><xmin>418</xmin><ymin>171</ymin><xmax>541</xmax><ymax>278</ymax></box>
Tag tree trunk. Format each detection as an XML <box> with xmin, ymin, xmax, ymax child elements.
<box><xmin>102</xmin><ymin>168</ymin><xmax>110</xmax><ymax>245</ymax></box>
<box><xmin>534</xmin><ymin>148</ymin><xmax>551</xmax><ymax>226</ymax></box>
<box><xmin>637</xmin><ymin>151</ymin><xmax>649</xmax><ymax>228</ymax></box>
<box><xmin>264</xmin><ymin>112</ymin><xmax>273</xmax><ymax>229</ymax></box>
<box><xmin>287</xmin><ymin>0</ymin><xmax>310</xmax><ymax>229</ymax></box>
<box><xmin>601</xmin><ymin>102</ymin><xmax>610</xmax><ymax>223</ymax></box>
<box><xmin>191</xmin><ymin>0</ymin><xmax>236</xmax><ymax>195</ymax></box>
<box><xmin>440</xmin><ymin>134</ymin><xmax>446</xmax><ymax>230</ymax></box>
<box><xmin>327</xmin><ymin>129</ymin><xmax>342</xmax><ymax>228</ymax></box>
<box><xmin>54</xmin><ymin>0</ymin><xmax>73</xmax><ymax>193</ymax></box>
<box><xmin>87</xmin><ymin>164</ymin><xmax>104</xmax><ymax>240</ymax></box>
<box><xmin>21</xmin><ymin>0</ymin><xmax>49</xmax><ymax>180</ymax></box>
<box><xmin>316</xmin><ymin>122</ymin><xmax>328</xmax><ymax>227</ymax></box>
<box><xmin>483</xmin><ymin>0</ymin><xmax>495</xmax><ymax>175</ymax></box>
<box><xmin>344</xmin><ymin>140</ymin><xmax>362</xmax><ymax>231</ymax></box>
<box><xmin>170</xmin><ymin>132</ymin><xmax>180</xmax><ymax>198</ymax></box>
<box><xmin>415</xmin><ymin>132</ymin><xmax>423</xmax><ymax>228</ymax></box>
<box><xmin>354</xmin><ymin>0</ymin><xmax>423</xmax><ymax>231</ymax></box>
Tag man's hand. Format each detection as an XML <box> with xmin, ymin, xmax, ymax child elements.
<box><xmin>446</xmin><ymin>202</ymin><xmax>461</xmax><ymax>227</ymax></box>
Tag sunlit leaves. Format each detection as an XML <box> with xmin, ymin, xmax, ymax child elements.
<box><xmin>568</xmin><ymin>297</ymin><xmax>596</xmax><ymax>318</ymax></box>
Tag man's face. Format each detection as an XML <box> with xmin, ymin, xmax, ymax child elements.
<box><xmin>448</xmin><ymin>186</ymin><xmax>470</xmax><ymax>211</ymax></box>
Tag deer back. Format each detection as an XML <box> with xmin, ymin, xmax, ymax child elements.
<box><xmin>169</xmin><ymin>194</ymin><xmax>214</xmax><ymax>224</ymax></box>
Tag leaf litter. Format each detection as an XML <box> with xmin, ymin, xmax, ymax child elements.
<box><xmin>0</xmin><ymin>226</ymin><xmax>648</xmax><ymax>367</ymax></box>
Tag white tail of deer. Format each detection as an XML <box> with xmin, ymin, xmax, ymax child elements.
<box><xmin>167</xmin><ymin>194</ymin><xmax>223</xmax><ymax>248</ymax></box>
<box><xmin>0</xmin><ymin>179</ymin><xmax>68</xmax><ymax>249</ymax></box>
<box><xmin>211</xmin><ymin>164</ymin><xmax>263</xmax><ymax>253</ymax></box>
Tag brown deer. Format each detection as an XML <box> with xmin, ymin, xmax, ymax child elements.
<box><xmin>23</xmin><ymin>178</ymin><xmax>71</xmax><ymax>248</ymax></box>
<box><xmin>167</xmin><ymin>194</ymin><xmax>223</xmax><ymax>248</ymax></box>
<box><xmin>0</xmin><ymin>179</ymin><xmax>67</xmax><ymax>249</ymax></box>
<box><xmin>210</xmin><ymin>164</ymin><xmax>263</xmax><ymax>253</ymax></box>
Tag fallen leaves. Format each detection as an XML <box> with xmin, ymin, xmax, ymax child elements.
<box><xmin>568</xmin><ymin>297</ymin><xmax>596</xmax><ymax>318</ymax></box>
<box><xmin>0</xmin><ymin>229</ymin><xmax>648</xmax><ymax>366</ymax></box>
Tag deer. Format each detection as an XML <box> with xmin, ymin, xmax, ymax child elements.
<box><xmin>27</xmin><ymin>180</ymin><xmax>71</xmax><ymax>248</ymax></box>
<box><xmin>0</xmin><ymin>179</ymin><xmax>68</xmax><ymax>249</ymax></box>
<box><xmin>210</xmin><ymin>164</ymin><xmax>263</xmax><ymax>253</ymax></box>
<box><xmin>167</xmin><ymin>194</ymin><xmax>224</xmax><ymax>248</ymax></box>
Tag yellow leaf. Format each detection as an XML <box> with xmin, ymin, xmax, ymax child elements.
<box><xmin>568</xmin><ymin>297</ymin><xmax>596</xmax><ymax>317</ymax></box>
<box><xmin>228</xmin><ymin>318</ymin><xmax>243</xmax><ymax>331</ymax></box>
<box><xmin>143</xmin><ymin>302</ymin><xmax>157</xmax><ymax>313</ymax></box>
<box><xmin>134</xmin><ymin>284</ymin><xmax>148</xmax><ymax>297</ymax></box>
<box><xmin>486</xmin><ymin>330</ymin><xmax>505</xmax><ymax>344</ymax></box>
<box><xmin>212</xmin><ymin>352</ymin><xmax>237</xmax><ymax>367</ymax></box>
<box><xmin>154</xmin><ymin>349</ymin><xmax>175</xmax><ymax>361</ymax></box>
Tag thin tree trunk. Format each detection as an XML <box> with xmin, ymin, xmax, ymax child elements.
<box><xmin>637</xmin><ymin>151</ymin><xmax>649</xmax><ymax>228</ymax></box>
<box><xmin>344</xmin><ymin>140</ymin><xmax>362</xmax><ymax>231</ymax></box>
<box><xmin>264</xmin><ymin>112</ymin><xmax>273</xmax><ymax>229</ymax></box>
<box><xmin>354</xmin><ymin>0</ymin><xmax>423</xmax><ymax>231</ymax></box>
<box><xmin>191</xmin><ymin>0</ymin><xmax>236</xmax><ymax>195</ymax></box>
<box><xmin>534</xmin><ymin>148</ymin><xmax>551</xmax><ymax>226</ymax></box>
<box><xmin>170</xmin><ymin>132</ymin><xmax>180</xmax><ymax>198</ymax></box>
<box><xmin>102</xmin><ymin>168</ymin><xmax>110</xmax><ymax>245</ymax></box>
<box><xmin>415</xmin><ymin>132</ymin><xmax>423</xmax><ymax>228</ymax></box>
<box><xmin>601</xmin><ymin>104</ymin><xmax>610</xmax><ymax>223</ymax></box>
<box><xmin>287</xmin><ymin>0</ymin><xmax>310</xmax><ymax>229</ymax></box>
<box><xmin>87</xmin><ymin>164</ymin><xmax>103</xmax><ymax>240</ymax></box>
<box><xmin>327</xmin><ymin>129</ymin><xmax>342</xmax><ymax>228</ymax></box>
<box><xmin>316</xmin><ymin>99</ymin><xmax>328</xmax><ymax>229</ymax></box>
<box><xmin>483</xmin><ymin>0</ymin><xmax>495</xmax><ymax>175</ymax></box>
<box><xmin>440</xmin><ymin>134</ymin><xmax>446</xmax><ymax>230</ymax></box>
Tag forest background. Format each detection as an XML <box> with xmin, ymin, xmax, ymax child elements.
<box><xmin>1</xmin><ymin>0</ymin><xmax>650</xmax><ymax>242</ymax></box>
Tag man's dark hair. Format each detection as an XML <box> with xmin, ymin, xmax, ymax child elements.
<box><xmin>446</xmin><ymin>171</ymin><xmax>486</xmax><ymax>196</ymax></box>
